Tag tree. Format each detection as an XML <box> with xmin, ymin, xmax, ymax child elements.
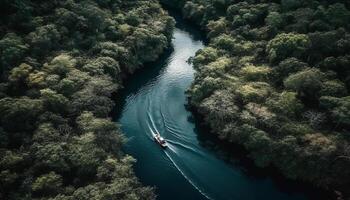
<box><xmin>273</xmin><ymin>57</ymin><xmax>308</xmax><ymax>84</ymax></box>
<box><xmin>0</xmin><ymin>128</ymin><xmax>8</xmax><ymax>148</ymax></box>
<box><xmin>240</xmin><ymin>64</ymin><xmax>271</xmax><ymax>81</ymax></box>
<box><xmin>265</xmin><ymin>11</ymin><xmax>284</xmax><ymax>29</ymax></box>
<box><xmin>303</xmin><ymin>111</ymin><xmax>326</xmax><ymax>129</ymax></box>
<box><xmin>77</xmin><ymin>112</ymin><xmax>124</xmax><ymax>153</ymax></box>
<box><xmin>55</xmin><ymin>8</ymin><xmax>80</xmax><ymax>30</ymax></box>
<box><xmin>28</xmin><ymin>24</ymin><xmax>61</xmax><ymax>56</ymax></box>
<box><xmin>212</xmin><ymin>34</ymin><xmax>236</xmax><ymax>52</ymax></box>
<box><xmin>267</xmin><ymin>33</ymin><xmax>310</xmax><ymax>63</ymax></box>
<box><xmin>325</xmin><ymin>3</ymin><xmax>350</xmax><ymax>28</ymax></box>
<box><xmin>0</xmin><ymin>33</ymin><xmax>28</xmax><ymax>73</ymax></box>
<box><xmin>71</xmin><ymin>76</ymin><xmax>117</xmax><ymax>117</ymax></box>
<box><xmin>0</xmin><ymin>170</ymin><xmax>18</xmax><ymax>189</ymax></box>
<box><xmin>32</xmin><ymin>172</ymin><xmax>62</xmax><ymax>195</ymax></box>
<box><xmin>43</xmin><ymin>54</ymin><xmax>76</xmax><ymax>77</ymax></box>
<box><xmin>207</xmin><ymin>18</ymin><xmax>227</xmax><ymax>38</ymax></box>
<box><xmin>32</xmin><ymin>142</ymin><xmax>70</xmax><ymax>173</ymax></box>
<box><xmin>76</xmin><ymin>2</ymin><xmax>107</xmax><ymax>32</ymax></box>
<box><xmin>192</xmin><ymin>47</ymin><xmax>219</xmax><ymax>67</ymax></box>
<box><xmin>284</xmin><ymin>68</ymin><xmax>324</xmax><ymax>100</ymax></box>
<box><xmin>68</xmin><ymin>132</ymin><xmax>106</xmax><ymax>179</ymax></box>
<box><xmin>0</xmin><ymin>97</ymin><xmax>43</xmax><ymax>132</ymax></box>
<box><xmin>0</xmin><ymin>150</ymin><xmax>24</xmax><ymax>170</ymax></box>
<box><xmin>320</xmin><ymin>80</ymin><xmax>347</xmax><ymax>97</ymax></box>
<box><xmin>189</xmin><ymin>76</ymin><xmax>223</xmax><ymax>105</ymax></box>
<box><xmin>320</xmin><ymin>96</ymin><xmax>350</xmax><ymax>127</ymax></box>
<box><xmin>173</xmin><ymin>0</ymin><xmax>350</xmax><ymax>192</ymax></box>
<box><xmin>56</xmin><ymin>69</ymin><xmax>91</xmax><ymax>97</ymax></box>
<box><xmin>183</xmin><ymin>2</ymin><xmax>205</xmax><ymax>25</ymax></box>
<box><xmin>244</xmin><ymin>129</ymin><xmax>273</xmax><ymax>167</ymax></box>
<box><xmin>8</xmin><ymin>63</ymin><xmax>33</xmax><ymax>84</ymax></box>
<box><xmin>269</xmin><ymin>92</ymin><xmax>303</xmax><ymax>118</ymax></box>
<box><xmin>126</xmin><ymin>27</ymin><xmax>168</xmax><ymax>64</ymax></box>
<box><xmin>28</xmin><ymin>70</ymin><xmax>47</xmax><ymax>88</ymax></box>
<box><xmin>32</xmin><ymin>123</ymin><xmax>60</xmax><ymax>144</ymax></box>
<box><xmin>0</xmin><ymin>1</ymin><xmax>173</xmax><ymax>199</ymax></box>
<box><xmin>308</xmin><ymin>29</ymin><xmax>348</xmax><ymax>61</ymax></box>
<box><xmin>82</xmin><ymin>57</ymin><xmax>120</xmax><ymax>80</ymax></box>
<box><xmin>40</xmin><ymin>88</ymin><xmax>69</xmax><ymax>113</ymax></box>
<box><xmin>200</xmin><ymin>90</ymin><xmax>239</xmax><ymax>126</ymax></box>
<box><xmin>281</xmin><ymin>0</ymin><xmax>303</xmax><ymax>11</ymax></box>
<box><xmin>236</xmin><ymin>82</ymin><xmax>272</xmax><ymax>103</ymax></box>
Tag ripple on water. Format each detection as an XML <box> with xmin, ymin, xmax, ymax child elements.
<box><xmin>118</xmin><ymin>25</ymin><xmax>328</xmax><ymax>200</ymax></box>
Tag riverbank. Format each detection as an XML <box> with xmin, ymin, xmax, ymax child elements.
<box><xmin>116</xmin><ymin>7</ymin><xmax>336</xmax><ymax>200</ymax></box>
<box><xmin>0</xmin><ymin>1</ymin><xmax>174</xmax><ymax>199</ymax></box>
<box><xmin>160</xmin><ymin>1</ymin><xmax>350</xmax><ymax>199</ymax></box>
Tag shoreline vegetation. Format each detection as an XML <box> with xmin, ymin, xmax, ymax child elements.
<box><xmin>161</xmin><ymin>0</ymin><xmax>350</xmax><ymax>198</ymax></box>
<box><xmin>1</xmin><ymin>0</ymin><xmax>350</xmax><ymax>199</ymax></box>
<box><xmin>0</xmin><ymin>1</ymin><xmax>174</xmax><ymax>199</ymax></box>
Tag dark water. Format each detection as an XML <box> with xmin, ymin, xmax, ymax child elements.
<box><xmin>115</xmin><ymin>17</ymin><xmax>329</xmax><ymax>200</ymax></box>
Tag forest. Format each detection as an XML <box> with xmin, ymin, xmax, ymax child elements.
<box><xmin>2</xmin><ymin>0</ymin><xmax>350</xmax><ymax>199</ymax></box>
<box><xmin>0</xmin><ymin>0</ymin><xmax>174</xmax><ymax>199</ymax></box>
<box><xmin>160</xmin><ymin>0</ymin><xmax>350</xmax><ymax>197</ymax></box>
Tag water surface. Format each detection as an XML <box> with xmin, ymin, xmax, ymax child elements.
<box><xmin>116</xmin><ymin>17</ymin><xmax>328</xmax><ymax>200</ymax></box>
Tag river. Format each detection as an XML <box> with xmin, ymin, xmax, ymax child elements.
<box><xmin>115</xmin><ymin>15</ymin><xmax>329</xmax><ymax>200</ymax></box>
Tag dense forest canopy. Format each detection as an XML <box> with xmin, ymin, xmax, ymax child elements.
<box><xmin>161</xmin><ymin>0</ymin><xmax>350</xmax><ymax>197</ymax></box>
<box><xmin>0</xmin><ymin>0</ymin><xmax>174</xmax><ymax>199</ymax></box>
<box><xmin>2</xmin><ymin>0</ymin><xmax>350</xmax><ymax>199</ymax></box>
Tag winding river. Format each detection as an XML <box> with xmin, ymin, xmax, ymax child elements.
<box><xmin>115</xmin><ymin>15</ymin><xmax>329</xmax><ymax>200</ymax></box>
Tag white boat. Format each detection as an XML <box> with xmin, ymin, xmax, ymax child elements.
<box><xmin>153</xmin><ymin>133</ymin><xmax>167</xmax><ymax>148</ymax></box>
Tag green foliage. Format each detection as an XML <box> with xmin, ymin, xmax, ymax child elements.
<box><xmin>236</xmin><ymin>82</ymin><xmax>271</xmax><ymax>103</ymax></box>
<box><xmin>0</xmin><ymin>150</ymin><xmax>24</xmax><ymax>169</ymax></box>
<box><xmin>265</xmin><ymin>11</ymin><xmax>284</xmax><ymax>29</ymax></box>
<box><xmin>0</xmin><ymin>97</ymin><xmax>43</xmax><ymax>132</ymax></box>
<box><xmin>127</xmin><ymin>27</ymin><xmax>168</xmax><ymax>64</ymax></box>
<box><xmin>82</xmin><ymin>57</ymin><xmax>120</xmax><ymax>80</ymax></box>
<box><xmin>183</xmin><ymin>2</ymin><xmax>206</xmax><ymax>25</ymax></box>
<box><xmin>0</xmin><ymin>33</ymin><xmax>28</xmax><ymax>72</ymax></box>
<box><xmin>0</xmin><ymin>170</ymin><xmax>18</xmax><ymax>188</ymax></box>
<box><xmin>43</xmin><ymin>54</ymin><xmax>76</xmax><ymax>77</ymax></box>
<box><xmin>192</xmin><ymin>47</ymin><xmax>219</xmax><ymax>67</ymax></box>
<box><xmin>320</xmin><ymin>80</ymin><xmax>347</xmax><ymax>97</ymax></box>
<box><xmin>207</xmin><ymin>18</ymin><xmax>227</xmax><ymax>38</ymax></box>
<box><xmin>240</xmin><ymin>65</ymin><xmax>271</xmax><ymax>81</ymax></box>
<box><xmin>267</xmin><ymin>33</ymin><xmax>311</xmax><ymax>63</ymax></box>
<box><xmin>32</xmin><ymin>172</ymin><xmax>63</xmax><ymax>195</ymax></box>
<box><xmin>320</xmin><ymin>96</ymin><xmax>350</xmax><ymax>126</ymax></box>
<box><xmin>325</xmin><ymin>3</ymin><xmax>350</xmax><ymax>28</ymax></box>
<box><xmin>8</xmin><ymin>63</ymin><xmax>33</xmax><ymax>84</ymax></box>
<box><xmin>173</xmin><ymin>0</ymin><xmax>350</xmax><ymax>193</ymax></box>
<box><xmin>284</xmin><ymin>68</ymin><xmax>324</xmax><ymax>99</ymax></box>
<box><xmin>32</xmin><ymin>123</ymin><xmax>60</xmax><ymax>144</ymax></box>
<box><xmin>40</xmin><ymin>88</ymin><xmax>69</xmax><ymax>113</ymax></box>
<box><xmin>268</xmin><ymin>92</ymin><xmax>303</xmax><ymax>118</ymax></box>
<box><xmin>77</xmin><ymin>112</ymin><xmax>124</xmax><ymax>153</ymax></box>
<box><xmin>281</xmin><ymin>0</ymin><xmax>303</xmax><ymax>11</ymax></box>
<box><xmin>272</xmin><ymin>57</ymin><xmax>308</xmax><ymax>84</ymax></box>
<box><xmin>0</xmin><ymin>0</ymin><xmax>173</xmax><ymax>199</ymax></box>
<box><xmin>28</xmin><ymin>24</ymin><xmax>61</xmax><ymax>56</ymax></box>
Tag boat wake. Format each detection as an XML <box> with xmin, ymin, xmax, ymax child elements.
<box><xmin>118</xmin><ymin>27</ymin><xmax>315</xmax><ymax>200</ymax></box>
<box><xmin>163</xmin><ymin>148</ymin><xmax>214</xmax><ymax>200</ymax></box>
<box><xmin>145</xmin><ymin>109</ymin><xmax>212</xmax><ymax>199</ymax></box>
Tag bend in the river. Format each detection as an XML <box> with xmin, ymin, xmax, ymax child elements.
<box><xmin>115</xmin><ymin>14</ymin><xmax>329</xmax><ymax>200</ymax></box>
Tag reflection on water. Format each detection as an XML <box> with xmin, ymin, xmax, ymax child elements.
<box><xmin>115</xmin><ymin>16</ymin><xmax>331</xmax><ymax>200</ymax></box>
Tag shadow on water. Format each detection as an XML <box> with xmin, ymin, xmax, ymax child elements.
<box><xmin>167</xmin><ymin>9</ymin><xmax>208</xmax><ymax>44</ymax></box>
<box><xmin>112</xmin><ymin>11</ymin><xmax>204</xmax><ymax>120</ymax></box>
<box><xmin>112</xmin><ymin>9</ymin><xmax>335</xmax><ymax>200</ymax></box>
<box><xmin>111</xmin><ymin>47</ymin><xmax>174</xmax><ymax>120</ymax></box>
<box><xmin>188</xmin><ymin>112</ymin><xmax>335</xmax><ymax>200</ymax></box>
